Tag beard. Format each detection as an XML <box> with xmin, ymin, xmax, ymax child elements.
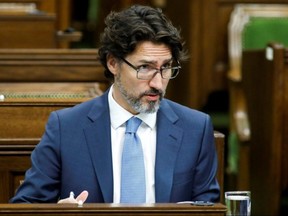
<box><xmin>114</xmin><ymin>74</ymin><xmax>165</xmax><ymax>114</ymax></box>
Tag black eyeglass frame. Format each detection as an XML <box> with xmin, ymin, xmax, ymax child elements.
<box><xmin>120</xmin><ymin>57</ymin><xmax>181</xmax><ymax>80</ymax></box>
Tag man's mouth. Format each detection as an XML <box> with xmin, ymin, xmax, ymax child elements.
<box><xmin>142</xmin><ymin>88</ymin><xmax>162</xmax><ymax>101</ymax></box>
<box><xmin>144</xmin><ymin>93</ymin><xmax>160</xmax><ymax>101</ymax></box>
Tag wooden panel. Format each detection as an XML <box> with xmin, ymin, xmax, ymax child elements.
<box><xmin>0</xmin><ymin>14</ymin><xmax>56</xmax><ymax>48</ymax></box>
<box><xmin>0</xmin><ymin>0</ymin><xmax>75</xmax><ymax>48</ymax></box>
<box><xmin>0</xmin><ymin>83</ymin><xmax>106</xmax><ymax>138</ymax></box>
<box><xmin>214</xmin><ymin>131</ymin><xmax>225</xmax><ymax>203</ymax></box>
<box><xmin>0</xmin><ymin>203</ymin><xmax>227</xmax><ymax>216</ymax></box>
<box><xmin>0</xmin><ymin>155</ymin><xmax>31</xmax><ymax>203</ymax></box>
<box><xmin>0</xmin><ymin>101</ymin><xmax>81</xmax><ymax>139</ymax></box>
<box><xmin>0</xmin><ymin>48</ymin><xmax>108</xmax><ymax>85</ymax></box>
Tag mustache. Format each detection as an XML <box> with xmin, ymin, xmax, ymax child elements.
<box><xmin>140</xmin><ymin>88</ymin><xmax>163</xmax><ymax>97</ymax></box>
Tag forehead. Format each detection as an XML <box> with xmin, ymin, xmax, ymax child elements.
<box><xmin>129</xmin><ymin>41</ymin><xmax>172</xmax><ymax>60</ymax></box>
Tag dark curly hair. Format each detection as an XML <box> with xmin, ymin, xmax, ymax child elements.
<box><xmin>98</xmin><ymin>4</ymin><xmax>187</xmax><ymax>80</ymax></box>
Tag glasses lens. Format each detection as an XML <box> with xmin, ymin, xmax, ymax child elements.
<box><xmin>137</xmin><ymin>68</ymin><xmax>155</xmax><ymax>80</ymax></box>
<box><xmin>162</xmin><ymin>67</ymin><xmax>180</xmax><ymax>79</ymax></box>
<box><xmin>171</xmin><ymin>67</ymin><xmax>180</xmax><ymax>78</ymax></box>
<box><xmin>137</xmin><ymin>67</ymin><xmax>180</xmax><ymax>80</ymax></box>
<box><xmin>163</xmin><ymin>60</ymin><xmax>181</xmax><ymax>79</ymax></box>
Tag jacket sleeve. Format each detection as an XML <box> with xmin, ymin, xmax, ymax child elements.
<box><xmin>191</xmin><ymin>115</ymin><xmax>220</xmax><ymax>202</ymax></box>
<box><xmin>10</xmin><ymin>111</ymin><xmax>61</xmax><ymax>203</ymax></box>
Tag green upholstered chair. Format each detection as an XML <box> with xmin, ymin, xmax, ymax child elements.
<box><xmin>243</xmin><ymin>17</ymin><xmax>288</xmax><ymax>50</ymax></box>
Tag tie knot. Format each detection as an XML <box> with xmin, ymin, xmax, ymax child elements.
<box><xmin>125</xmin><ymin>117</ymin><xmax>142</xmax><ymax>133</ymax></box>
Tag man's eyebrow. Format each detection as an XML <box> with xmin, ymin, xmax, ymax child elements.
<box><xmin>138</xmin><ymin>57</ymin><xmax>173</xmax><ymax>65</ymax></box>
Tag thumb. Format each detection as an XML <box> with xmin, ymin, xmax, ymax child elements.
<box><xmin>76</xmin><ymin>190</ymin><xmax>89</xmax><ymax>203</ymax></box>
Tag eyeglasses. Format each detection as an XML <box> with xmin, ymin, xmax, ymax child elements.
<box><xmin>120</xmin><ymin>57</ymin><xmax>181</xmax><ymax>80</ymax></box>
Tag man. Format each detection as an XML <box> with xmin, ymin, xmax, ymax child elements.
<box><xmin>10</xmin><ymin>4</ymin><xmax>220</xmax><ymax>204</ymax></box>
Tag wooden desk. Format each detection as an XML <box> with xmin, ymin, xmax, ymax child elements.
<box><xmin>0</xmin><ymin>83</ymin><xmax>103</xmax><ymax>139</ymax></box>
<box><xmin>0</xmin><ymin>203</ymin><xmax>226</xmax><ymax>216</ymax></box>
<box><xmin>0</xmin><ymin>48</ymin><xmax>107</xmax><ymax>85</ymax></box>
<box><xmin>0</xmin><ymin>0</ymin><xmax>76</xmax><ymax>48</ymax></box>
<box><xmin>0</xmin><ymin>13</ymin><xmax>57</xmax><ymax>48</ymax></box>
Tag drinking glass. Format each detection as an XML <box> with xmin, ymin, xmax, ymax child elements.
<box><xmin>225</xmin><ymin>191</ymin><xmax>251</xmax><ymax>216</ymax></box>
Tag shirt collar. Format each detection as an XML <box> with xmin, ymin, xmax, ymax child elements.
<box><xmin>108</xmin><ymin>85</ymin><xmax>157</xmax><ymax>129</ymax></box>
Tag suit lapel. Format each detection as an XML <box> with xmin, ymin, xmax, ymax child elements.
<box><xmin>83</xmin><ymin>92</ymin><xmax>114</xmax><ymax>202</ymax></box>
<box><xmin>155</xmin><ymin>101</ymin><xmax>183</xmax><ymax>202</ymax></box>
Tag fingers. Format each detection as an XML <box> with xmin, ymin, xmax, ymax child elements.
<box><xmin>76</xmin><ymin>190</ymin><xmax>89</xmax><ymax>203</ymax></box>
<box><xmin>57</xmin><ymin>197</ymin><xmax>78</xmax><ymax>204</ymax></box>
<box><xmin>57</xmin><ymin>190</ymin><xmax>89</xmax><ymax>204</ymax></box>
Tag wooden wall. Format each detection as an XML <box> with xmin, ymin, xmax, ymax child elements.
<box><xmin>0</xmin><ymin>0</ymin><xmax>79</xmax><ymax>48</ymax></box>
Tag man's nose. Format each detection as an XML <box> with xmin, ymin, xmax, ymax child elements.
<box><xmin>149</xmin><ymin>72</ymin><xmax>163</xmax><ymax>89</ymax></box>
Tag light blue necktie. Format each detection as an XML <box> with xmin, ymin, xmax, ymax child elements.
<box><xmin>120</xmin><ymin>117</ymin><xmax>146</xmax><ymax>203</ymax></box>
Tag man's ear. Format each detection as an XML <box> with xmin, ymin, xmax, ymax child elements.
<box><xmin>107</xmin><ymin>54</ymin><xmax>118</xmax><ymax>75</ymax></box>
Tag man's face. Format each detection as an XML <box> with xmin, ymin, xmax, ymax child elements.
<box><xmin>107</xmin><ymin>41</ymin><xmax>172</xmax><ymax>114</ymax></box>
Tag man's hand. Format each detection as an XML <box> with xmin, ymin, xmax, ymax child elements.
<box><xmin>58</xmin><ymin>190</ymin><xmax>89</xmax><ymax>204</ymax></box>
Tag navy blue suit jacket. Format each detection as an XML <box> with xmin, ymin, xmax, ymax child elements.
<box><xmin>10</xmin><ymin>89</ymin><xmax>220</xmax><ymax>203</ymax></box>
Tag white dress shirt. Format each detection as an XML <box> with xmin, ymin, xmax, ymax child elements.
<box><xmin>108</xmin><ymin>86</ymin><xmax>157</xmax><ymax>203</ymax></box>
